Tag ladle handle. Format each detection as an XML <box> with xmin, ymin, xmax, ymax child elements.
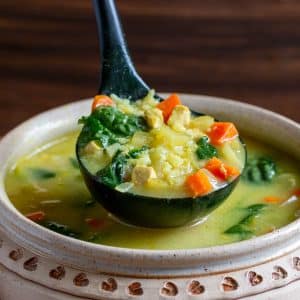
<box><xmin>93</xmin><ymin>0</ymin><xmax>149</xmax><ymax>99</ymax></box>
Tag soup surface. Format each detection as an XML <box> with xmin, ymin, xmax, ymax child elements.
<box><xmin>5</xmin><ymin>132</ymin><xmax>300</xmax><ymax>250</ymax></box>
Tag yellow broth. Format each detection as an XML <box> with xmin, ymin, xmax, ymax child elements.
<box><xmin>5</xmin><ymin>132</ymin><xmax>300</xmax><ymax>249</ymax></box>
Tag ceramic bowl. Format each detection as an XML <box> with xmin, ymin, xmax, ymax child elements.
<box><xmin>0</xmin><ymin>94</ymin><xmax>299</xmax><ymax>300</ymax></box>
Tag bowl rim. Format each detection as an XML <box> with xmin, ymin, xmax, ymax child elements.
<box><xmin>0</xmin><ymin>93</ymin><xmax>299</xmax><ymax>275</ymax></box>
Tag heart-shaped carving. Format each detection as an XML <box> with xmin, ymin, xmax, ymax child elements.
<box><xmin>272</xmin><ymin>266</ymin><xmax>287</xmax><ymax>280</ymax></box>
<box><xmin>101</xmin><ymin>277</ymin><xmax>117</xmax><ymax>292</ymax></box>
<box><xmin>248</xmin><ymin>271</ymin><xmax>263</xmax><ymax>286</ymax></box>
<box><xmin>188</xmin><ymin>280</ymin><xmax>205</xmax><ymax>295</ymax></box>
<box><xmin>73</xmin><ymin>273</ymin><xmax>89</xmax><ymax>287</ymax></box>
<box><xmin>9</xmin><ymin>249</ymin><xmax>23</xmax><ymax>261</ymax></box>
<box><xmin>293</xmin><ymin>257</ymin><xmax>300</xmax><ymax>271</ymax></box>
<box><xmin>161</xmin><ymin>281</ymin><xmax>178</xmax><ymax>296</ymax></box>
<box><xmin>128</xmin><ymin>282</ymin><xmax>143</xmax><ymax>296</ymax></box>
<box><xmin>222</xmin><ymin>276</ymin><xmax>239</xmax><ymax>291</ymax></box>
<box><xmin>49</xmin><ymin>266</ymin><xmax>65</xmax><ymax>280</ymax></box>
<box><xmin>23</xmin><ymin>257</ymin><xmax>38</xmax><ymax>271</ymax></box>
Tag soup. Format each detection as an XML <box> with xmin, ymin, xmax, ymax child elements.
<box><xmin>5</xmin><ymin>132</ymin><xmax>300</xmax><ymax>249</ymax></box>
<box><xmin>77</xmin><ymin>91</ymin><xmax>245</xmax><ymax>198</ymax></box>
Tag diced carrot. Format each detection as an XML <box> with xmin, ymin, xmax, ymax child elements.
<box><xmin>26</xmin><ymin>211</ymin><xmax>45</xmax><ymax>222</ymax></box>
<box><xmin>156</xmin><ymin>93</ymin><xmax>181</xmax><ymax>122</ymax></box>
<box><xmin>225</xmin><ymin>165</ymin><xmax>241</xmax><ymax>178</ymax></box>
<box><xmin>91</xmin><ymin>95</ymin><xmax>114</xmax><ymax>111</ymax></box>
<box><xmin>204</xmin><ymin>157</ymin><xmax>240</xmax><ymax>181</ymax></box>
<box><xmin>85</xmin><ymin>218</ymin><xmax>106</xmax><ymax>230</ymax></box>
<box><xmin>186</xmin><ymin>169</ymin><xmax>213</xmax><ymax>197</ymax></box>
<box><xmin>293</xmin><ymin>188</ymin><xmax>300</xmax><ymax>197</ymax></box>
<box><xmin>205</xmin><ymin>157</ymin><xmax>227</xmax><ymax>180</ymax></box>
<box><xmin>207</xmin><ymin>122</ymin><xmax>239</xmax><ymax>145</ymax></box>
<box><xmin>264</xmin><ymin>196</ymin><xmax>283</xmax><ymax>204</ymax></box>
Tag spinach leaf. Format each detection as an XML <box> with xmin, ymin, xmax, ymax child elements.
<box><xmin>78</xmin><ymin>106</ymin><xmax>148</xmax><ymax>150</ymax></box>
<box><xmin>43</xmin><ymin>221</ymin><xmax>79</xmax><ymax>238</ymax></box>
<box><xmin>128</xmin><ymin>146</ymin><xmax>148</xmax><ymax>158</ymax></box>
<box><xmin>97</xmin><ymin>146</ymin><xmax>148</xmax><ymax>188</ymax></box>
<box><xmin>29</xmin><ymin>168</ymin><xmax>56</xmax><ymax>180</ymax></box>
<box><xmin>224</xmin><ymin>203</ymin><xmax>267</xmax><ymax>239</ymax></box>
<box><xmin>78</xmin><ymin>115</ymin><xmax>118</xmax><ymax>149</ymax></box>
<box><xmin>97</xmin><ymin>151</ymin><xmax>128</xmax><ymax>188</ymax></box>
<box><xmin>224</xmin><ymin>224</ymin><xmax>253</xmax><ymax>239</ymax></box>
<box><xmin>239</xmin><ymin>204</ymin><xmax>267</xmax><ymax>225</ymax></box>
<box><xmin>243</xmin><ymin>157</ymin><xmax>276</xmax><ymax>183</ymax></box>
<box><xmin>196</xmin><ymin>136</ymin><xmax>217</xmax><ymax>160</ymax></box>
<box><xmin>69</xmin><ymin>157</ymin><xmax>79</xmax><ymax>169</ymax></box>
<box><xmin>93</xmin><ymin>106</ymin><xmax>147</xmax><ymax>136</ymax></box>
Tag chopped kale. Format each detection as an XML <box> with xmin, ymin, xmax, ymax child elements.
<box><xmin>29</xmin><ymin>168</ymin><xmax>56</xmax><ymax>180</ymax></box>
<box><xmin>243</xmin><ymin>157</ymin><xmax>276</xmax><ymax>183</ymax></box>
<box><xmin>196</xmin><ymin>136</ymin><xmax>217</xmax><ymax>160</ymax></box>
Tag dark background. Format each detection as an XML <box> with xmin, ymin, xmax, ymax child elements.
<box><xmin>0</xmin><ymin>0</ymin><xmax>299</xmax><ymax>136</ymax></box>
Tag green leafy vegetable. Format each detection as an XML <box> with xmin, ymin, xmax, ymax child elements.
<box><xmin>245</xmin><ymin>203</ymin><xmax>267</xmax><ymax>215</ymax></box>
<box><xmin>78</xmin><ymin>115</ymin><xmax>118</xmax><ymax>149</ymax></box>
<box><xmin>224</xmin><ymin>203</ymin><xmax>267</xmax><ymax>239</ymax></box>
<box><xmin>243</xmin><ymin>157</ymin><xmax>276</xmax><ymax>183</ymax></box>
<box><xmin>69</xmin><ymin>157</ymin><xmax>79</xmax><ymax>169</ymax></box>
<box><xmin>97</xmin><ymin>146</ymin><xmax>148</xmax><ymax>188</ymax></box>
<box><xmin>196</xmin><ymin>136</ymin><xmax>217</xmax><ymax>160</ymax></box>
<box><xmin>224</xmin><ymin>224</ymin><xmax>253</xmax><ymax>239</ymax></box>
<box><xmin>29</xmin><ymin>168</ymin><xmax>56</xmax><ymax>180</ymax></box>
<box><xmin>128</xmin><ymin>146</ymin><xmax>148</xmax><ymax>158</ymax></box>
<box><xmin>93</xmin><ymin>106</ymin><xmax>147</xmax><ymax>136</ymax></box>
<box><xmin>78</xmin><ymin>106</ymin><xmax>147</xmax><ymax>149</ymax></box>
<box><xmin>97</xmin><ymin>151</ymin><xmax>128</xmax><ymax>188</ymax></box>
<box><xmin>43</xmin><ymin>221</ymin><xmax>79</xmax><ymax>238</ymax></box>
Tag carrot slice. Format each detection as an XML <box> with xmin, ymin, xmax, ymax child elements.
<box><xmin>156</xmin><ymin>93</ymin><xmax>181</xmax><ymax>122</ymax></box>
<box><xmin>207</xmin><ymin>122</ymin><xmax>239</xmax><ymax>145</ymax></box>
<box><xmin>264</xmin><ymin>196</ymin><xmax>283</xmax><ymax>204</ymax></box>
<box><xmin>92</xmin><ymin>95</ymin><xmax>114</xmax><ymax>111</ymax></box>
<box><xmin>26</xmin><ymin>211</ymin><xmax>45</xmax><ymax>222</ymax></box>
<box><xmin>204</xmin><ymin>157</ymin><xmax>240</xmax><ymax>181</ymax></box>
<box><xmin>186</xmin><ymin>169</ymin><xmax>213</xmax><ymax>197</ymax></box>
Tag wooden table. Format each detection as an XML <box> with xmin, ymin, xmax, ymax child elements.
<box><xmin>0</xmin><ymin>0</ymin><xmax>299</xmax><ymax>136</ymax></box>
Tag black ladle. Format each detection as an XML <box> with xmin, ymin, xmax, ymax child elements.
<box><xmin>76</xmin><ymin>0</ymin><xmax>246</xmax><ymax>228</ymax></box>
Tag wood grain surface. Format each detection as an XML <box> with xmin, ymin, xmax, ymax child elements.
<box><xmin>0</xmin><ymin>0</ymin><xmax>299</xmax><ymax>136</ymax></box>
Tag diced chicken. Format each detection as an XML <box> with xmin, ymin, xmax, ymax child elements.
<box><xmin>83</xmin><ymin>141</ymin><xmax>102</xmax><ymax>155</ymax></box>
<box><xmin>167</xmin><ymin>105</ymin><xmax>191</xmax><ymax>131</ymax></box>
<box><xmin>145</xmin><ymin>108</ymin><xmax>164</xmax><ymax>129</ymax></box>
<box><xmin>132</xmin><ymin>165</ymin><xmax>157</xmax><ymax>185</ymax></box>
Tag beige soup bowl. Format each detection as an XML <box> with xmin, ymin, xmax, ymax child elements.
<box><xmin>0</xmin><ymin>94</ymin><xmax>299</xmax><ymax>299</ymax></box>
